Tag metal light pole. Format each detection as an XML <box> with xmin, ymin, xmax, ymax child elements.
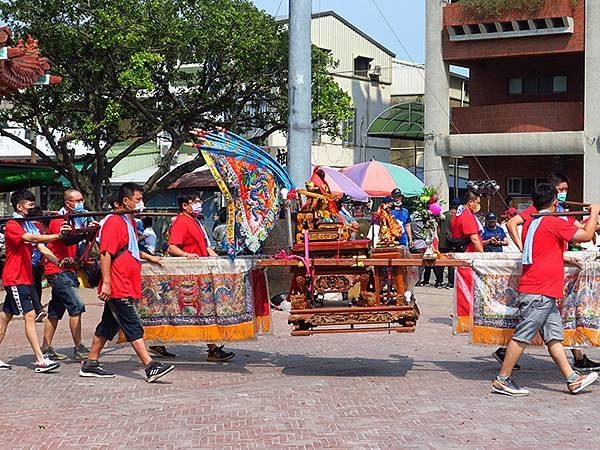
<box><xmin>287</xmin><ymin>0</ymin><xmax>312</xmax><ymax>188</ymax></box>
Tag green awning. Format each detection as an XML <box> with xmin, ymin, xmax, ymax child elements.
<box><xmin>367</xmin><ymin>102</ymin><xmax>424</xmax><ymax>141</ymax></box>
<box><xmin>0</xmin><ymin>161</ymin><xmax>58</xmax><ymax>191</ymax></box>
<box><xmin>58</xmin><ymin>162</ymin><xmax>85</xmax><ymax>187</ymax></box>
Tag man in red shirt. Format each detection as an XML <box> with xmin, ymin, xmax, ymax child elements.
<box><xmin>79</xmin><ymin>183</ymin><xmax>174</xmax><ymax>382</ymax></box>
<box><xmin>504</xmin><ymin>172</ymin><xmax>600</xmax><ymax>371</ymax></box>
<box><xmin>164</xmin><ymin>191</ymin><xmax>234</xmax><ymax>362</ymax></box>
<box><xmin>0</xmin><ymin>190</ymin><xmax>71</xmax><ymax>372</ymax></box>
<box><xmin>451</xmin><ymin>190</ymin><xmax>483</xmax><ymax>253</ymax></box>
<box><xmin>41</xmin><ymin>188</ymin><xmax>95</xmax><ymax>361</ymax></box>
<box><xmin>492</xmin><ymin>184</ymin><xmax>600</xmax><ymax>396</ymax></box>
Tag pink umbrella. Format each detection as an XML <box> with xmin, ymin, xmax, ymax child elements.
<box><xmin>312</xmin><ymin>166</ymin><xmax>369</xmax><ymax>202</ymax></box>
<box><xmin>341</xmin><ymin>161</ymin><xmax>424</xmax><ymax>198</ymax></box>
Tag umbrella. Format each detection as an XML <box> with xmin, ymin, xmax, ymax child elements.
<box><xmin>341</xmin><ymin>161</ymin><xmax>425</xmax><ymax>198</ymax></box>
<box><xmin>311</xmin><ymin>166</ymin><xmax>370</xmax><ymax>202</ymax></box>
<box><xmin>167</xmin><ymin>165</ymin><xmax>217</xmax><ymax>189</ymax></box>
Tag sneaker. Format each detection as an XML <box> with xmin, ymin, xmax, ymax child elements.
<box><xmin>446</xmin><ymin>284</ymin><xmax>454</xmax><ymax>289</ymax></box>
<box><xmin>42</xmin><ymin>346</ymin><xmax>68</xmax><ymax>361</ymax></box>
<box><xmin>568</xmin><ymin>372</ymin><xmax>599</xmax><ymax>394</ymax></box>
<box><xmin>34</xmin><ymin>358</ymin><xmax>60</xmax><ymax>373</ymax></box>
<box><xmin>35</xmin><ymin>310</ymin><xmax>47</xmax><ymax>322</ymax></box>
<box><xmin>0</xmin><ymin>359</ymin><xmax>11</xmax><ymax>370</ymax></box>
<box><xmin>79</xmin><ymin>360</ymin><xmax>116</xmax><ymax>378</ymax></box>
<box><xmin>207</xmin><ymin>345</ymin><xmax>235</xmax><ymax>362</ymax></box>
<box><xmin>491</xmin><ymin>377</ymin><xmax>530</xmax><ymax>397</ymax></box>
<box><xmin>574</xmin><ymin>355</ymin><xmax>600</xmax><ymax>371</ymax></box>
<box><xmin>73</xmin><ymin>343</ymin><xmax>90</xmax><ymax>361</ymax></box>
<box><xmin>145</xmin><ymin>361</ymin><xmax>174</xmax><ymax>383</ymax></box>
<box><xmin>148</xmin><ymin>345</ymin><xmax>177</xmax><ymax>358</ymax></box>
<box><xmin>434</xmin><ymin>282</ymin><xmax>443</xmax><ymax>289</ymax></box>
<box><xmin>493</xmin><ymin>348</ymin><xmax>520</xmax><ymax>370</ymax></box>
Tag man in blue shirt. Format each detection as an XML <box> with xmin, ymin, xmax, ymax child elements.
<box><xmin>482</xmin><ymin>212</ymin><xmax>508</xmax><ymax>252</ymax></box>
<box><xmin>389</xmin><ymin>188</ymin><xmax>413</xmax><ymax>248</ymax></box>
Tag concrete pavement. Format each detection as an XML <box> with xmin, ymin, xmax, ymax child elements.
<box><xmin>1</xmin><ymin>286</ymin><xmax>599</xmax><ymax>448</ymax></box>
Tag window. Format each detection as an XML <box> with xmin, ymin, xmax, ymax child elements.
<box><xmin>554</xmin><ymin>75</ymin><xmax>568</xmax><ymax>93</ymax></box>
<box><xmin>508</xmin><ymin>75</ymin><xmax>568</xmax><ymax>95</ymax></box>
<box><xmin>312</xmin><ymin>120</ymin><xmax>322</xmax><ymax>145</ymax></box>
<box><xmin>507</xmin><ymin>177</ymin><xmax>547</xmax><ymax>196</ymax></box>
<box><xmin>508</xmin><ymin>78</ymin><xmax>523</xmax><ymax>95</ymax></box>
<box><xmin>523</xmin><ymin>77</ymin><xmax>538</xmax><ymax>94</ymax></box>
<box><xmin>341</xmin><ymin>112</ymin><xmax>355</xmax><ymax>147</ymax></box>
<box><xmin>353</xmin><ymin>56</ymin><xmax>372</xmax><ymax>78</ymax></box>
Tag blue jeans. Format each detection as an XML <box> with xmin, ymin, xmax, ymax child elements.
<box><xmin>47</xmin><ymin>271</ymin><xmax>86</xmax><ymax>320</ymax></box>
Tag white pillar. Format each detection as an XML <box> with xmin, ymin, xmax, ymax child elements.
<box><xmin>425</xmin><ymin>0</ymin><xmax>451</xmax><ymax>204</ymax></box>
<box><xmin>584</xmin><ymin>0</ymin><xmax>600</xmax><ymax>202</ymax></box>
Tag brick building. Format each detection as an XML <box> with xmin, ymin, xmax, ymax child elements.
<box><xmin>425</xmin><ymin>0</ymin><xmax>600</xmax><ymax>212</ymax></box>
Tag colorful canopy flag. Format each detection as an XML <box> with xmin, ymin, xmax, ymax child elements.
<box><xmin>189</xmin><ymin>129</ymin><xmax>288</xmax><ymax>257</ymax></box>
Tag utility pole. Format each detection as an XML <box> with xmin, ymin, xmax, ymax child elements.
<box><xmin>287</xmin><ymin>0</ymin><xmax>312</xmax><ymax>188</ymax></box>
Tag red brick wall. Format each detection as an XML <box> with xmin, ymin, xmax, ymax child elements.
<box><xmin>468</xmin><ymin>54</ymin><xmax>584</xmax><ymax>106</ymax></box>
<box><xmin>452</xmin><ymin>101</ymin><xmax>583</xmax><ymax>133</ymax></box>
<box><xmin>442</xmin><ymin>0</ymin><xmax>585</xmax><ymax>62</ymax></box>
<box><xmin>466</xmin><ymin>155</ymin><xmax>583</xmax><ymax>214</ymax></box>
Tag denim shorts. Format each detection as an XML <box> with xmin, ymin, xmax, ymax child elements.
<box><xmin>512</xmin><ymin>294</ymin><xmax>564</xmax><ymax>344</ymax></box>
<box><xmin>47</xmin><ymin>271</ymin><xmax>86</xmax><ymax>320</ymax></box>
<box><xmin>95</xmin><ymin>298</ymin><xmax>144</xmax><ymax>342</ymax></box>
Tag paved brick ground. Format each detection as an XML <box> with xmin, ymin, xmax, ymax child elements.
<box><xmin>1</xmin><ymin>286</ymin><xmax>600</xmax><ymax>449</ymax></box>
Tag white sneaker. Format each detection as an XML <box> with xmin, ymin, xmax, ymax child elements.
<box><xmin>0</xmin><ymin>359</ymin><xmax>11</xmax><ymax>370</ymax></box>
<box><xmin>34</xmin><ymin>358</ymin><xmax>60</xmax><ymax>373</ymax></box>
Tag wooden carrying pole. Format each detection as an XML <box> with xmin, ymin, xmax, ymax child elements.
<box><xmin>0</xmin><ymin>210</ymin><xmax>178</xmax><ymax>225</ymax></box>
<box><xmin>531</xmin><ymin>210</ymin><xmax>589</xmax><ymax>218</ymax></box>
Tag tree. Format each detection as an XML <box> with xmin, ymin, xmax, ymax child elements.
<box><xmin>0</xmin><ymin>0</ymin><xmax>353</xmax><ymax>207</ymax></box>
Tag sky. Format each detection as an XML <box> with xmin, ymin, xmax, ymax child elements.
<box><xmin>250</xmin><ymin>0</ymin><xmax>426</xmax><ymax>64</ymax></box>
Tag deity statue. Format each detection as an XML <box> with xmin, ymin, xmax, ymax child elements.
<box><xmin>377</xmin><ymin>202</ymin><xmax>404</xmax><ymax>247</ymax></box>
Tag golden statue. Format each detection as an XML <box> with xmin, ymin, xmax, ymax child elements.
<box><xmin>377</xmin><ymin>202</ymin><xmax>404</xmax><ymax>247</ymax></box>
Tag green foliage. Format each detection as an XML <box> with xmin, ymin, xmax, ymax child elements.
<box><xmin>0</xmin><ymin>0</ymin><xmax>352</xmax><ymax>204</ymax></box>
<box><xmin>460</xmin><ymin>0</ymin><xmax>544</xmax><ymax>18</ymax></box>
<box><xmin>460</xmin><ymin>0</ymin><xmax>580</xmax><ymax>19</ymax></box>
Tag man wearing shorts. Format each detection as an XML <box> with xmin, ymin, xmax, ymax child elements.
<box><xmin>0</xmin><ymin>190</ymin><xmax>71</xmax><ymax>372</ymax></box>
<box><xmin>504</xmin><ymin>172</ymin><xmax>600</xmax><ymax>371</ymax></box>
<box><xmin>164</xmin><ymin>191</ymin><xmax>234</xmax><ymax>362</ymax></box>
<box><xmin>79</xmin><ymin>183</ymin><xmax>174</xmax><ymax>382</ymax></box>
<box><xmin>492</xmin><ymin>184</ymin><xmax>600</xmax><ymax>396</ymax></box>
<box><xmin>42</xmin><ymin>188</ymin><xmax>94</xmax><ymax>361</ymax></box>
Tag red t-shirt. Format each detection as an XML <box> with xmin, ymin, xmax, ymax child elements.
<box><xmin>2</xmin><ymin>220</ymin><xmax>34</xmax><ymax>286</ymax></box>
<box><xmin>518</xmin><ymin>216</ymin><xmax>578</xmax><ymax>299</ymax></box>
<box><xmin>98</xmin><ymin>215</ymin><xmax>142</xmax><ymax>299</ymax></box>
<box><xmin>44</xmin><ymin>217</ymin><xmax>77</xmax><ymax>276</ymax></box>
<box><xmin>518</xmin><ymin>204</ymin><xmax>575</xmax><ymax>251</ymax></box>
<box><xmin>168</xmin><ymin>214</ymin><xmax>208</xmax><ymax>257</ymax></box>
<box><xmin>451</xmin><ymin>208</ymin><xmax>483</xmax><ymax>252</ymax></box>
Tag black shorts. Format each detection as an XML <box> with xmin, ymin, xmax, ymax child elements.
<box><xmin>2</xmin><ymin>285</ymin><xmax>35</xmax><ymax>316</ymax></box>
<box><xmin>95</xmin><ymin>298</ymin><xmax>144</xmax><ymax>342</ymax></box>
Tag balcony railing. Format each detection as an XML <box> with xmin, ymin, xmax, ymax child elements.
<box><xmin>451</xmin><ymin>102</ymin><xmax>583</xmax><ymax>134</ymax></box>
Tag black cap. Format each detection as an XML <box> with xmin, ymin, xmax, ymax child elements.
<box><xmin>486</xmin><ymin>212</ymin><xmax>497</xmax><ymax>221</ymax></box>
<box><xmin>391</xmin><ymin>188</ymin><xmax>402</xmax><ymax>198</ymax></box>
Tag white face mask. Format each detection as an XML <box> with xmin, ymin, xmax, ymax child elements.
<box><xmin>192</xmin><ymin>202</ymin><xmax>203</xmax><ymax>216</ymax></box>
<box><xmin>134</xmin><ymin>200</ymin><xmax>145</xmax><ymax>212</ymax></box>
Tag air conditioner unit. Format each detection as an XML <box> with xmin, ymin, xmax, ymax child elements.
<box><xmin>369</xmin><ymin>65</ymin><xmax>381</xmax><ymax>82</ymax></box>
<box><xmin>369</xmin><ymin>65</ymin><xmax>381</xmax><ymax>76</ymax></box>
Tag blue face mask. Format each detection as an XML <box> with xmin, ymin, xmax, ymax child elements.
<box><xmin>73</xmin><ymin>201</ymin><xmax>85</xmax><ymax>212</ymax></box>
<box><xmin>557</xmin><ymin>192</ymin><xmax>567</xmax><ymax>202</ymax></box>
